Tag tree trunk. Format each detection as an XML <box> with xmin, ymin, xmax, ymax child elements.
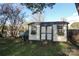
<box><xmin>1</xmin><ymin>16</ymin><xmax>8</xmax><ymax>37</ymax></box>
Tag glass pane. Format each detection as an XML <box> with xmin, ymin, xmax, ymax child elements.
<box><xmin>47</xmin><ymin>34</ymin><xmax>52</xmax><ymax>39</ymax></box>
<box><xmin>41</xmin><ymin>26</ymin><xmax>46</xmax><ymax>33</ymax></box>
<box><xmin>31</xmin><ymin>25</ymin><xmax>37</xmax><ymax>35</ymax></box>
<box><xmin>47</xmin><ymin>26</ymin><xmax>52</xmax><ymax>33</ymax></box>
<box><xmin>41</xmin><ymin>34</ymin><xmax>46</xmax><ymax>39</ymax></box>
<box><xmin>57</xmin><ymin>25</ymin><xmax>64</xmax><ymax>35</ymax></box>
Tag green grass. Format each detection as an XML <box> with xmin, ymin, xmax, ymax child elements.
<box><xmin>0</xmin><ymin>37</ymin><xmax>68</xmax><ymax>56</ymax></box>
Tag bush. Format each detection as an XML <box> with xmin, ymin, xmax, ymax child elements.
<box><xmin>19</xmin><ymin>30</ymin><xmax>29</xmax><ymax>41</ymax></box>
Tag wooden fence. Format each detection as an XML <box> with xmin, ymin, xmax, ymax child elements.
<box><xmin>68</xmin><ymin>29</ymin><xmax>79</xmax><ymax>48</ymax></box>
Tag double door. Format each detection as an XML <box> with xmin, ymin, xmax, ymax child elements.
<box><xmin>40</xmin><ymin>26</ymin><xmax>53</xmax><ymax>40</ymax></box>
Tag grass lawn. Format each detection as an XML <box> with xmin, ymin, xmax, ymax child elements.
<box><xmin>0</xmin><ymin>37</ymin><xmax>69</xmax><ymax>56</ymax></box>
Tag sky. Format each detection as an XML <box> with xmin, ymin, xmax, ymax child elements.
<box><xmin>44</xmin><ymin>3</ymin><xmax>78</xmax><ymax>21</ymax></box>
<box><xmin>24</xmin><ymin>3</ymin><xmax>79</xmax><ymax>23</ymax></box>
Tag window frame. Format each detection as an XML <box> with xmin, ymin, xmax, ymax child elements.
<box><xmin>57</xmin><ymin>24</ymin><xmax>64</xmax><ymax>36</ymax></box>
<box><xmin>31</xmin><ymin>24</ymin><xmax>37</xmax><ymax>35</ymax></box>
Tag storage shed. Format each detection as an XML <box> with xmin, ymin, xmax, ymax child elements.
<box><xmin>28</xmin><ymin>21</ymin><xmax>69</xmax><ymax>42</ymax></box>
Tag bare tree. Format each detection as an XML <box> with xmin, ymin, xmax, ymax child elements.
<box><xmin>0</xmin><ymin>4</ymin><xmax>11</xmax><ymax>35</ymax></box>
<box><xmin>0</xmin><ymin>3</ymin><xmax>25</xmax><ymax>37</ymax></box>
<box><xmin>31</xmin><ymin>12</ymin><xmax>44</xmax><ymax>22</ymax></box>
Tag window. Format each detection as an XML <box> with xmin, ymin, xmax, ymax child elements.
<box><xmin>31</xmin><ymin>25</ymin><xmax>37</xmax><ymax>35</ymax></box>
<box><xmin>57</xmin><ymin>24</ymin><xmax>64</xmax><ymax>35</ymax></box>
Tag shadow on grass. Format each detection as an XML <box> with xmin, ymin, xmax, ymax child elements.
<box><xmin>0</xmin><ymin>37</ymin><xmax>68</xmax><ymax>56</ymax></box>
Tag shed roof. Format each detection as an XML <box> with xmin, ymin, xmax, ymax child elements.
<box><xmin>28</xmin><ymin>21</ymin><xmax>69</xmax><ymax>25</ymax></box>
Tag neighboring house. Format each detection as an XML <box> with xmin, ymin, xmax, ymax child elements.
<box><xmin>28</xmin><ymin>21</ymin><xmax>69</xmax><ymax>42</ymax></box>
<box><xmin>69</xmin><ymin>22</ymin><xmax>79</xmax><ymax>29</ymax></box>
